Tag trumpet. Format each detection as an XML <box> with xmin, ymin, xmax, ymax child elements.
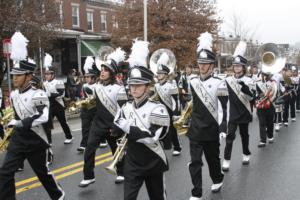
<box><xmin>105</xmin><ymin>135</ymin><xmax>127</xmax><ymax>175</ymax></box>
<box><xmin>173</xmin><ymin>100</ymin><xmax>193</xmax><ymax>134</ymax></box>
<box><xmin>67</xmin><ymin>97</ymin><xmax>96</xmax><ymax>112</ymax></box>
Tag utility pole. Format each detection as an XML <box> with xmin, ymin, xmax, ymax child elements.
<box><xmin>144</xmin><ymin>0</ymin><xmax>147</xmax><ymax>41</ymax></box>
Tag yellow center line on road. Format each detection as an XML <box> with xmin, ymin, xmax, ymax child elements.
<box><xmin>15</xmin><ymin>151</ymin><xmax>112</xmax><ymax>187</ymax></box>
<box><xmin>16</xmin><ymin>156</ymin><xmax>113</xmax><ymax>194</ymax></box>
<box><xmin>15</xmin><ymin>132</ymin><xmax>186</xmax><ymax>194</ymax></box>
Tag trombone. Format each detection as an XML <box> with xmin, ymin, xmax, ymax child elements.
<box><xmin>105</xmin><ymin>134</ymin><xmax>127</xmax><ymax>175</ymax></box>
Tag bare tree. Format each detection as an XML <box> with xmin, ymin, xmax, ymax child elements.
<box><xmin>112</xmin><ymin>0</ymin><xmax>220</xmax><ymax>69</ymax></box>
<box><xmin>0</xmin><ymin>0</ymin><xmax>61</xmax><ymax>83</ymax></box>
<box><xmin>225</xmin><ymin>11</ymin><xmax>259</xmax><ymax>41</ymax></box>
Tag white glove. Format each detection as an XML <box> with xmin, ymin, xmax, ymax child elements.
<box><xmin>7</xmin><ymin>119</ymin><xmax>23</xmax><ymax>128</ymax></box>
<box><xmin>114</xmin><ymin>118</ymin><xmax>131</xmax><ymax>134</ymax></box>
<box><xmin>219</xmin><ymin>132</ymin><xmax>227</xmax><ymax>140</ymax></box>
<box><xmin>46</xmin><ymin>90</ymin><xmax>51</xmax><ymax>97</ymax></box>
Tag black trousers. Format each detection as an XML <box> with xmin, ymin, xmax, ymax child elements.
<box><xmin>224</xmin><ymin>122</ymin><xmax>251</xmax><ymax>160</ymax></box>
<box><xmin>188</xmin><ymin>140</ymin><xmax>223</xmax><ymax>198</ymax></box>
<box><xmin>0</xmin><ymin>149</ymin><xmax>63</xmax><ymax>200</ymax></box>
<box><xmin>291</xmin><ymin>93</ymin><xmax>296</xmax><ymax>117</ymax></box>
<box><xmin>83</xmin><ymin>130</ymin><xmax>123</xmax><ymax>179</ymax></box>
<box><xmin>124</xmin><ymin>172</ymin><xmax>166</xmax><ymax>200</ymax></box>
<box><xmin>283</xmin><ymin>95</ymin><xmax>295</xmax><ymax>122</ymax></box>
<box><xmin>0</xmin><ymin>124</ymin><xmax>4</xmax><ymax>139</ymax></box>
<box><xmin>49</xmin><ymin>104</ymin><xmax>72</xmax><ymax>140</ymax></box>
<box><xmin>169</xmin><ymin>117</ymin><xmax>181</xmax><ymax>151</ymax></box>
<box><xmin>257</xmin><ymin>107</ymin><xmax>275</xmax><ymax>143</ymax></box>
<box><xmin>274</xmin><ymin>111</ymin><xmax>282</xmax><ymax>123</ymax></box>
<box><xmin>80</xmin><ymin>108</ymin><xmax>96</xmax><ymax>147</ymax></box>
<box><xmin>296</xmin><ymin>92</ymin><xmax>300</xmax><ymax>110</ymax></box>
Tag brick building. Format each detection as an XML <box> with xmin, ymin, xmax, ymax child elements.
<box><xmin>50</xmin><ymin>0</ymin><xmax>119</xmax><ymax>75</ymax></box>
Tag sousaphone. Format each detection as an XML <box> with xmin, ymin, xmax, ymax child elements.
<box><xmin>255</xmin><ymin>43</ymin><xmax>286</xmax><ymax>75</ymax></box>
<box><xmin>149</xmin><ymin>48</ymin><xmax>176</xmax><ymax>75</ymax></box>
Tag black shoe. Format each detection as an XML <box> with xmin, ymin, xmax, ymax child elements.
<box><xmin>64</xmin><ymin>137</ymin><xmax>73</xmax><ymax>144</ymax></box>
<box><xmin>172</xmin><ymin>150</ymin><xmax>181</xmax><ymax>156</ymax></box>
<box><xmin>77</xmin><ymin>147</ymin><xmax>85</xmax><ymax>152</ymax></box>
<box><xmin>211</xmin><ymin>182</ymin><xmax>223</xmax><ymax>193</ymax></box>
<box><xmin>115</xmin><ymin>176</ymin><xmax>125</xmax><ymax>184</ymax></box>
<box><xmin>257</xmin><ymin>142</ymin><xmax>266</xmax><ymax>148</ymax></box>
<box><xmin>268</xmin><ymin>137</ymin><xmax>274</xmax><ymax>143</ymax></box>
<box><xmin>16</xmin><ymin>168</ymin><xmax>24</xmax><ymax>172</ymax></box>
<box><xmin>47</xmin><ymin>154</ymin><xmax>54</xmax><ymax>165</ymax></box>
<box><xmin>78</xmin><ymin>179</ymin><xmax>96</xmax><ymax>187</ymax></box>
<box><xmin>99</xmin><ymin>142</ymin><xmax>108</xmax><ymax>148</ymax></box>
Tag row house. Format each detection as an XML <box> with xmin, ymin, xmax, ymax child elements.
<box><xmin>51</xmin><ymin>0</ymin><xmax>120</xmax><ymax>75</ymax></box>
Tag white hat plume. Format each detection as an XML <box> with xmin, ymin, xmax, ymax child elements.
<box><xmin>234</xmin><ymin>41</ymin><xmax>247</xmax><ymax>57</ymax></box>
<box><xmin>197</xmin><ymin>32</ymin><xmax>213</xmax><ymax>52</ymax></box>
<box><xmin>11</xmin><ymin>31</ymin><xmax>29</xmax><ymax>62</ymax></box>
<box><xmin>44</xmin><ymin>53</ymin><xmax>53</xmax><ymax>71</ymax></box>
<box><xmin>83</xmin><ymin>56</ymin><xmax>95</xmax><ymax>74</ymax></box>
<box><xmin>107</xmin><ymin>47</ymin><xmax>126</xmax><ymax>64</ymax></box>
<box><xmin>127</xmin><ymin>39</ymin><xmax>149</xmax><ymax>68</ymax></box>
<box><xmin>157</xmin><ymin>52</ymin><xmax>169</xmax><ymax>66</ymax></box>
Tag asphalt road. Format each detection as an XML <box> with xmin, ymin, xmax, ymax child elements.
<box><xmin>1</xmin><ymin>112</ymin><xmax>300</xmax><ymax>200</ymax></box>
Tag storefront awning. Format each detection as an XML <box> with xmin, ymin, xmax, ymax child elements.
<box><xmin>81</xmin><ymin>40</ymin><xmax>110</xmax><ymax>57</ymax></box>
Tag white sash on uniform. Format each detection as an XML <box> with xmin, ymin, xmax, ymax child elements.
<box><xmin>226</xmin><ymin>77</ymin><xmax>252</xmax><ymax>113</ymax></box>
<box><xmin>124</xmin><ymin>104</ymin><xmax>167</xmax><ymax>165</ymax></box>
<box><xmin>190</xmin><ymin>78</ymin><xmax>218</xmax><ymax>122</ymax></box>
<box><xmin>155</xmin><ymin>84</ymin><xmax>174</xmax><ymax>111</ymax></box>
<box><xmin>96</xmin><ymin>84</ymin><xmax>118</xmax><ymax>116</ymax></box>
<box><xmin>257</xmin><ymin>81</ymin><xmax>268</xmax><ymax>94</ymax></box>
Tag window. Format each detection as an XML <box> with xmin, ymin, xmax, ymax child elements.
<box><xmin>72</xmin><ymin>5</ymin><xmax>80</xmax><ymax>27</ymax></box>
<box><xmin>87</xmin><ymin>11</ymin><xmax>94</xmax><ymax>31</ymax></box>
<box><xmin>112</xmin><ymin>15</ymin><xmax>118</xmax><ymax>29</ymax></box>
<box><xmin>100</xmin><ymin>12</ymin><xmax>107</xmax><ymax>32</ymax></box>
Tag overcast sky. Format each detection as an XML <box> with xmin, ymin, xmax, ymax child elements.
<box><xmin>217</xmin><ymin>0</ymin><xmax>300</xmax><ymax>44</ymax></box>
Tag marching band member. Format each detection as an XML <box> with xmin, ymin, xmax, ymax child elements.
<box><xmin>249</xmin><ymin>64</ymin><xmax>261</xmax><ymax>112</ymax></box>
<box><xmin>188</xmin><ymin>32</ymin><xmax>228</xmax><ymax>200</ymax></box>
<box><xmin>77</xmin><ymin>57</ymin><xmax>98</xmax><ymax>152</ymax></box>
<box><xmin>113</xmin><ymin>39</ymin><xmax>170</xmax><ymax>200</ymax></box>
<box><xmin>178</xmin><ymin>64</ymin><xmax>193</xmax><ymax>108</ymax></box>
<box><xmin>281</xmin><ymin>64</ymin><xmax>295</xmax><ymax>126</ymax></box>
<box><xmin>178</xmin><ymin>64</ymin><xmax>194</xmax><ymax>127</ymax></box>
<box><xmin>223</xmin><ymin>41</ymin><xmax>254</xmax><ymax>171</ymax></box>
<box><xmin>291</xmin><ymin>65</ymin><xmax>299</xmax><ymax>114</ymax></box>
<box><xmin>256</xmin><ymin>73</ymin><xmax>277</xmax><ymax>147</ymax></box>
<box><xmin>79</xmin><ymin>48</ymin><xmax>128</xmax><ymax>187</ymax></box>
<box><xmin>154</xmin><ymin>53</ymin><xmax>182</xmax><ymax>155</ymax></box>
<box><xmin>249</xmin><ymin>64</ymin><xmax>261</xmax><ymax>82</ymax></box>
<box><xmin>293</xmin><ymin>67</ymin><xmax>300</xmax><ymax>112</ymax></box>
<box><xmin>32</xmin><ymin>74</ymin><xmax>54</xmax><ymax>165</ymax></box>
<box><xmin>272</xmin><ymin>72</ymin><xmax>285</xmax><ymax>132</ymax></box>
<box><xmin>0</xmin><ymin>32</ymin><xmax>65</xmax><ymax>200</ymax></box>
<box><xmin>43</xmin><ymin>53</ymin><xmax>73</xmax><ymax>145</ymax></box>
